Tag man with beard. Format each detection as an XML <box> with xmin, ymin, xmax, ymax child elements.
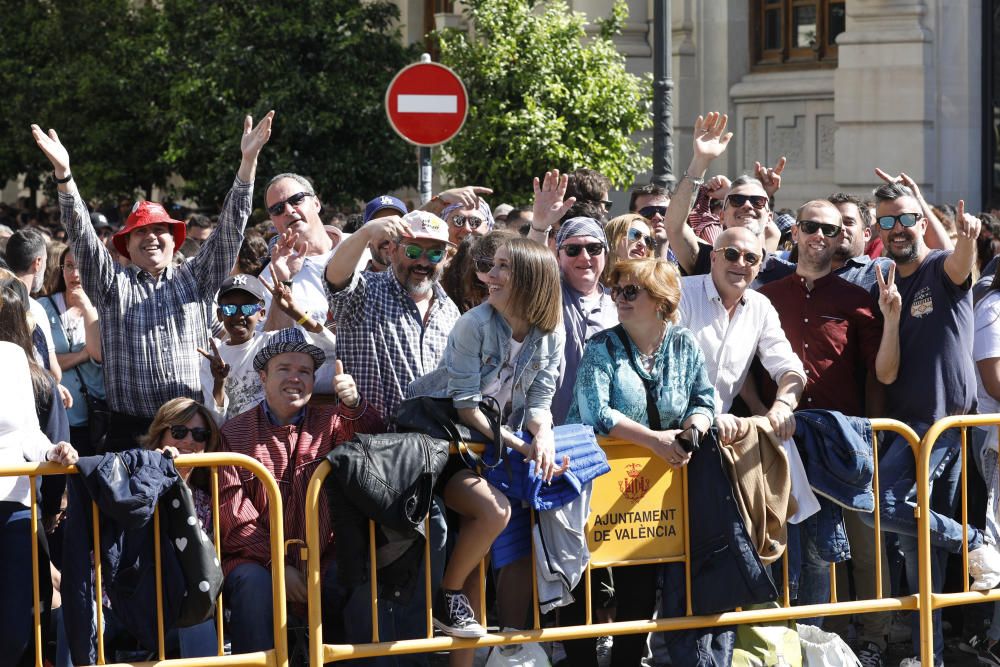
<box><xmin>828</xmin><ymin>192</ymin><xmax>894</xmax><ymax>292</ymax></box>
<box><xmin>757</xmin><ymin>201</ymin><xmax>900</xmax><ymax>657</ymax></box>
<box><xmin>861</xmin><ymin>182</ymin><xmax>1000</xmax><ymax>666</ymax></box>
<box><xmin>324</xmin><ymin>209</ymin><xmax>457</xmax><ymax>666</ymax></box>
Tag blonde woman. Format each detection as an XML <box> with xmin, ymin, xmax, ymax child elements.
<box><xmin>601</xmin><ymin>214</ymin><xmax>657</xmax><ymax>284</ymax></box>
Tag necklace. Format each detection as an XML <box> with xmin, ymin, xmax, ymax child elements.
<box><xmin>636</xmin><ymin>324</ymin><xmax>668</xmax><ymax>371</ymax></box>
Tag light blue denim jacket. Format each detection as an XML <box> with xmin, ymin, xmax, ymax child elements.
<box><xmin>406</xmin><ymin>303</ymin><xmax>565</xmax><ymax>430</ymax></box>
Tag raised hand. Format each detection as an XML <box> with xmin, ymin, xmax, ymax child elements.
<box><xmin>874</xmin><ymin>168</ymin><xmax>924</xmax><ymax>200</ymax></box>
<box><xmin>30</xmin><ymin>125</ymin><xmax>71</xmax><ymax>176</ymax></box>
<box><xmin>754</xmin><ymin>156</ymin><xmax>786</xmax><ymax>198</ymax></box>
<box><xmin>260</xmin><ymin>271</ymin><xmax>306</xmax><ymax>323</ymax></box>
<box><xmin>692</xmin><ymin>112</ymin><xmax>733</xmax><ymax>164</ymax></box>
<box><xmin>270</xmin><ymin>229</ymin><xmax>308</xmax><ymax>282</ymax></box>
<box><xmin>363</xmin><ymin>213</ymin><xmax>412</xmax><ymax>244</ymax></box>
<box><xmin>532</xmin><ymin>169</ymin><xmax>576</xmax><ymax>232</ymax></box>
<box><xmin>706</xmin><ymin>175</ymin><xmax>732</xmax><ymax>201</ymax></box>
<box><xmin>241</xmin><ymin>111</ymin><xmax>275</xmax><ymax>162</ymax></box>
<box><xmin>437</xmin><ymin>185</ymin><xmax>493</xmax><ymax>209</ymax></box>
<box><xmin>197</xmin><ymin>339</ymin><xmax>231</xmax><ymax>383</ymax></box>
<box><xmin>333</xmin><ymin>359</ymin><xmax>360</xmax><ymax>408</ymax></box>
<box><xmin>876</xmin><ymin>262</ymin><xmax>901</xmax><ymax>321</ymax></box>
<box><xmin>955</xmin><ymin>199</ymin><xmax>982</xmax><ymax>242</ymax></box>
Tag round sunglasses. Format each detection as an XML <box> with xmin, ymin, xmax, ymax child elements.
<box><xmin>450</xmin><ymin>215</ymin><xmax>484</xmax><ymax>230</ymax></box>
<box><xmin>712</xmin><ymin>246</ymin><xmax>761</xmax><ymax>266</ymax></box>
<box><xmin>627</xmin><ymin>228</ymin><xmax>654</xmax><ymax>249</ymax></box>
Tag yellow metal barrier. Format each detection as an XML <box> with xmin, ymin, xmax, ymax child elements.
<box><xmin>917</xmin><ymin>414</ymin><xmax>1000</xmax><ymax>666</ymax></box>
<box><xmin>6</xmin><ymin>452</ymin><xmax>288</xmax><ymax>667</ymax></box>
<box><xmin>306</xmin><ymin>420</ymin><xmax>918</xmax><ymax>664</ymax></box>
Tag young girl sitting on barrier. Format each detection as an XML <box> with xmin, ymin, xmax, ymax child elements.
<box><xmin>409</xmin><ymin>237</ymin><xmax>568</xmax><ymax>661</ymax></box>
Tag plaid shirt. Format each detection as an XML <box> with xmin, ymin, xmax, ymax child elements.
<box><xmin>59</xmin><ymin>179</ymin><xmax>251</xmax><ymax>418</ymax></box>
<box><xmin>327</xmin><ymin>269</ymin><xmax>460</xmax><ymax>420</ymax></box>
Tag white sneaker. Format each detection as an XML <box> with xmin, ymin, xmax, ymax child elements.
<box><xmin>969</xmin><ymin>542</ymin><xmax>1000</xmax><ymax>591</ymax></box>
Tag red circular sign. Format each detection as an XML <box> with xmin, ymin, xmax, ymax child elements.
<box><xmin>385</xmin><ymin>62</ymin><xmax>468</xmax><ymax>147</ymax></box>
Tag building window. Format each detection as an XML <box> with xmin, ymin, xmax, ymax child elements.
<box><xmin>752</xmin><ymin>0</ymin><xmax>845</xmax><ymax>69</ymax></box>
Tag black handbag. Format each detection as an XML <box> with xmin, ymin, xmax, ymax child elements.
<box><xmin>393</xmin><ymin>395</ymin><xmax>506</xmax><ymax>470</ymax></box>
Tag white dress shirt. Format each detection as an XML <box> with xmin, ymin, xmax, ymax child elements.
<box><xmin>678</xmin><ymin>274</ymin><xmax>805</xmax><ymax>413</ymax></box>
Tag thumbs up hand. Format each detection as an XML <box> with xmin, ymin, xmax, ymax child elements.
<box><xmin>333</xmin><ymin>359</ymin><xmax>360</xmax><ymax>409</ymax></box>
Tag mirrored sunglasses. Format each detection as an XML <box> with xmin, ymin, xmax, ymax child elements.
<box><xmin>402</xmin><ymin>244</ymin><xmax>446</xmax><ymax>263</ymax></box>
<box><xmin>219</xmin><ymin>303</ymin><xmax>263</xmax><ymax>317</ymax></box>
<box><xmin>877</xmin><ymin>213</ymin><xmax>921</xmax><ymax>230</ymax></box>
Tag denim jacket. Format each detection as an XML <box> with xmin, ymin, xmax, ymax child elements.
<box><xmin>407</xmin><ymin>303</ymin><xmax>565</xmax><ymax>430</ymax></box>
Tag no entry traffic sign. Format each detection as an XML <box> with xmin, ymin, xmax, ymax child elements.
<box><xmin>385</xmin><ymin>61</ymin><xmax>468</xmax><ymax>147</ymax></box>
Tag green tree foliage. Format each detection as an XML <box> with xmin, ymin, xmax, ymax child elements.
<box><xmin>0</xmin><ymin>0</ymin><xmax>417</xmax><ymax>208</ymax></box>
<box><xmin>436</xmin><ymin>0</ymin><xmax>652</xmax><ymax>204</ymax></box>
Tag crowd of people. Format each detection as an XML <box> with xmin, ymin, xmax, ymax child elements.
<box><xmin>4</xmin><ymin>108</ymin><xmax>1000</xmax><ymax>667</ymax></box>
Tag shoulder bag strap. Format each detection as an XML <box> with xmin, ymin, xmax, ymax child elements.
<box><xmin>611</xmin><ymin>325</ymin><xmax>662</xmax><ymax>431</ymax></box>
<box><xmin>44</xmin><ymin>295</ymin><xmax>90</xmax><ymax>401</ymax></box>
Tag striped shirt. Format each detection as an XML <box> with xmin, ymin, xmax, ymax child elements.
<box><xmin>688</xmin><ymin>184</ymin><xmax>723</xmax><ymax>245</ymax></box>
<box><xmin>217</xmin><ymin>400</ymin><xmax>384</xmax><ymax>575</ymax></box>
<box><xmin>327</xmin><ymin>269</ymin><xmax>460</xmax><ymax>420</ymax></box>
<box><xmin>58</xmin><ymin>179</ymin><xmax>252</xmax><ymax>418</ymax></box>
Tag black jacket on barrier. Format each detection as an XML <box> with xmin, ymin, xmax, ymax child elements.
<box><xmin>61</xmin><ymin>450</ymin><xmax>222</xmax><ymax>666</ymax></box>
<box><xmin>687</xmin><ymin>429</ymin><xmax>778</xmax><ymax>615</ymax></box>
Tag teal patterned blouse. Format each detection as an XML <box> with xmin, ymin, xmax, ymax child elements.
<box><xmin>566</xmin><ymin>323</ymin><xmax>715</xmax><ymax>435</ymax></box>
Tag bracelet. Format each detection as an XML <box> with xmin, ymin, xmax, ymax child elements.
<box><xmin>296</xmin><ymin>314</ymin><xmax>310</xmax><ymax>325</ymax></box>
<box><xmin>54</xmin><ymin>172</ymin><xmax>73</xmax><ymax>184</ymax></box>
<box><xmin>681</xmin><ymin>172</ymin><xmax>705</xmax><ymax>187</ymax></box>
<box><xmin>281</xmin><ymin>280</ymin><xmax>293</xmax><ymax>287</ymax></box>
<box><xmin>774</xmin><ymin>397</ymin><xmax>796</xmax><ymax>410</ymax></box>
<box><xmin>530</xmin><ymin>224</ymin><xmax>552</xmax><ymax>234</ymax></box>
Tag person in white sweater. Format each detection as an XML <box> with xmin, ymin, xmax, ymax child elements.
<box><xmin>0</xmin><ymin>339</ymin><xmax>77</xmax><ymax>662</ymax></box>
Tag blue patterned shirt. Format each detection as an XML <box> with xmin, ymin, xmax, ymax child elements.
<box><xmin>327</xmin><ymin>269</ymin><xmax>460</xmax><ymax>420</ymax></box>
<box><xmin>567</xmin><ymin>323</ymin><xmax>715</xmax><ymax>434</ymax></box>
<box><xmin>58</xmin><ymin>179</ymin><xmax>252</xmax><ymax>418</ymax></box>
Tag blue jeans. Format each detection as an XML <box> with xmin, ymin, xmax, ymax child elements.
<box><xmin>0</xmin><ymin>504</ymin><xmax>35</xmax><ymax>663</ymax></box>
<box><xmin>795</xmin><ymin>529</ymin><xmax>831</xmax><ymax>627</ymax></box>
<box><xmin>858</xmin><ymin>425</ymin><xmax>977</xmax><ymax>661</ymax></box>
<box><xmin>178</xmin><ymin>619</ymin><xmax>217</xmax><ymax>657</ymax></box>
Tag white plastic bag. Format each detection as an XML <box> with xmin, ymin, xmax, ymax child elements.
<box><xmin>484</xmin><ymin>640</ymin><xmax>551</xmax><ymax>667</ymax></box>
<box><xmin>798</xmin><ymin>624</ymin><xmax>861</xmax><ymax>667</ymax></box>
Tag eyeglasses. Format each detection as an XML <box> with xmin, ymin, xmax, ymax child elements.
<box><xmin>639</xmin><ymin>205</ymin><xmax>668</xmax><ymax>219</ymax></box>
<box><xmin>169</xmin><ymin>425</ymin><xmax>211</xmax><ymax>443</ymax></box>
<box><xmin>610</xmin><ymin>284</ymin><xmax>645</xmax><ymax>302</ymax></box>
<box><xmin>402</xmin><ymin>244</ymin><xmax>446</xmax><ymax>264</ymax></box>
<box><xmin>713</xmin><ymin>246</ymin><xmax>762</xmax><ymax>266</ymax></box>
<box><xmin>797</xmin><ymin>220</ymin><xmax>842</xmax><ymax>238</ymax></box>
<box><xmin>219</xmin><ymin>303</ymin><xmax>264</xmax><ymax>317</ymax></box>
<box><xmin>60</xmin><ymin>264</ymin><xmax>78</xmax><ymax>272</ymax></box>
<box><xmin>877</xmin><ymin>212</ymin><xmax>922</xmax><ymax>230</ymax></box>
<box><xmin>450</xmin><ymin>215</ymin><xmax>484</xmax><ymax>230</ymax></box>
<box><xmin>561</xmin><ymin>243</ymin><xmax>605</xmax><ymax>258</ymax></box>
<box><xmin>266</xmin><ymin>192</ymin><xmax>313</xmax><ymax>217</ymax></box>
<box><xmin>473</xmin><ymin>256</ymin><xmax>494</xmax><ymax>273</ymax></box>
<box><xmin>627</xmin><ymin>228</ymin><xmax>654</xmax><ymax>249</ymax></box>
<box><xmin>725</xmin><ymin>194</ymin><xmax>769</xmax><ymax>210</ymax></box>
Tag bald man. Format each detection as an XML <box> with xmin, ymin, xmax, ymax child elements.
<box><xmin>677</xmin><ymin>227</ymin><xmax>806</xmax><ymax>440</ymax></box>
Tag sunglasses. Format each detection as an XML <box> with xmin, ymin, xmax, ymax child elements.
<box><xmin>725</xmin><ymin>194</ymin><xmax>769</xmax><ymax>209</ymax></box>
<box><xmin>402</xmin><ymin>243</ymin><xmax>446</xmax><ymax>263</ymax></box>
<box><xmin>713</xmin><ymin>246</ymin><xmax>762</xmax><ymax>266</ymax></box>
<box><xmin>639</xmin><ymin>205</ymin><xmax>668</xmax><ymax>219</ymax></box>
<box><xmin>610</xmin><ymin>284</ymin><xmax>644</xmax><ymax>302</ymax></box>
<box><xmin>169</xmin><ymin>425</ymin><xmax>211</xmax><ymax>443</ymax></box>
<box><xmin>599</xmin><ymin>199</ymin><xmax>613</xmax><ymax>211</ymax></box>
<box><xmin>267</xmin><ymin>191</ymin><xmax>313</xmax><ymax>217</ymax></box>
<box><xmin>473</xmin><ymin>256</ymin><xmax>494</xmax><ymax>273</ymax></box>
<box><xmin>219</xmin><ymin>303</ymin><xmax>264</xmax><ymax>317</ymax></box>
<box><xmin>450</xmin><ymin>215</ymin><xmax>484</xmax><ymax>230</ymax></box>
<box><xmin>877</xmin><ymin>212</ymin><xmax>921</xmax><ymax>230</ymax></box>
<box><xmin>561</xmin><ymin>243</ymin><xmax>605</xmax><ymax>258</ymax></box>
<box><xmin>797</xmin><ymin>220</ymin><xmax>842</xmax><ymax>238</ymax></box>
<box><xmin>627</xmin><ymin>228</ymin><xmax>654</xmax><ymax>249</ymax></box>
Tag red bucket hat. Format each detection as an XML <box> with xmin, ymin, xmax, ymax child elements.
<box><xmin>112</xmin><ymin>201</ymin><xmax>186</xmax><ymax>260</ymax></box>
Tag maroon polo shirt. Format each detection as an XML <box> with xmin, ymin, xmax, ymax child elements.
<box><xmin>757</xmin><ymin>272</ymin><xmax>883</xmax><ymax>416</ymax></box>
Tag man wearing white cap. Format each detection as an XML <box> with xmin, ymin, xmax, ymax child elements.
<box><xmin>324</xmin><ymin>209</ymin><xmax>458</xmax><ymax>666</ymax></box>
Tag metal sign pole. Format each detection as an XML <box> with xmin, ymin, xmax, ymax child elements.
<box><xmin>419</xmin><ymin>146</ymin><xmax>433</xmax><ymax>205</ymax></box>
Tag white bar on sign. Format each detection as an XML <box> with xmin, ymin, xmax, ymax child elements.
<box><xmin>397</xmin><ymin>94</ymin><xmax>458</xmax><ymax>113</ymax></box>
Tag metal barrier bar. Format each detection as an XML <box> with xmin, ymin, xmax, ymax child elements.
<box><xmin>308</xmin><ymin>422</ymin><xmax>919</xmax><ymax>664</ymax></box>
<box><xmin>917</xmin><ymin>414</ymin><xmax>1000</xmax><ymax>666</ymax></box>
<box><xmin>2</xmin><ymin>453</ymin><xmax>287</xmax><ymax>667</ymax></box>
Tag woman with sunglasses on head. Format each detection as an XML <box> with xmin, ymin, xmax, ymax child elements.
<box><xmin>408</xmin><ymin>237</ymin><xmax>567</xmax><ymax>661</ymax></box>
<box><xmin>569</xmin><ymin>257</ymin><xmax>715</xmax><ymax>667</ymax></box>
<box><xmin>138</xmin><ymin>397</ymin><xmax>220</xmax><ymax>658</ymax></box>
<box><xmin>601</xmin><ymin>214</ymin><xmax>657</xmax><ymax>284</ymax></box>
<box><xmin>441</xmin><ymin>230</ymin><xmax>518</xmax><ymax>313</ymax></box>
